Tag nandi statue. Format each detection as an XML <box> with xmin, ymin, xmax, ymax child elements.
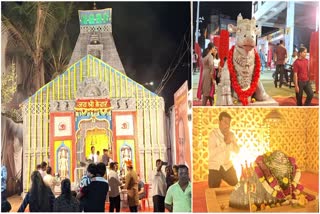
<box><xmin>216</xmin><ymin>14</ymin><xmax>269</xmax><ymax>106</ymax></box>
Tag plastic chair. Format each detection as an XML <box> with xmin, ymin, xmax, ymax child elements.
<box><xmin>141</xmin><ymin>183</ymin><xmax>150</xmax><ymax>211</ymax></box>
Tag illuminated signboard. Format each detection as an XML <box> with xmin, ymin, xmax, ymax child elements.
<box><xmin>79</xmin><ymin>8</ymin><xmax>112</xmax><ymax>26</ymax></box>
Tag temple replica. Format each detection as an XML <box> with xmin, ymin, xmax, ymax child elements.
<box><xmin>21</xmin><ymin>8</ymin><xmax>167</xmax><ymax>193</ymax></box>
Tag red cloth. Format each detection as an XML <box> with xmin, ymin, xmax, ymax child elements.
<box><xmin>309</xmin><ymin>31</ymin><xmax>319</xmax><ymax>93</ymax></box>
<box><xmin>275</xmin><ymin>45</ymin><xmax>287</xmax><ymax>65</ymax></box>
<box><xmin>267</xmin><ymin>48</ymin><xmax>272</xmax><ymax>67</ymax></box>
<box><xmin>219</xmin><ymin>30</ymin><xmax>229</xmax><ymax>67</ymax></box>
<box><xmin>293</xmin><ymin>58</ymin><xmax>309</xmax><ymax>81</ymax></box>
<box><xmin>195</xmin><ymin>43</ymin><xmax>204</xmax><ymax>100</ymax></box>
<box><xmin>213</xmin><ymin>36</ymin><xmax>220</xmax><ymax>51</ymax></box>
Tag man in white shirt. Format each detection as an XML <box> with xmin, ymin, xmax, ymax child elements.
<box><xmin>87</xmin><ymin>146</ymin><xmax>98</xmax><ymax>163</ymax></box>
<box><xmin>43</xmin><ymin>166</ymin><xmax>59</xmax><ymax>194</ymax></box>
<box><xmin>208</xmin><ymin>112</ymin><xmax>239</xmax><ymax>188</ymax></box>
<box><xmin>108</xmin><ymin>162</ymin><xmax>122</xmax><ymax>212</ymax></box>
<box><xmin>150</xmin><ymin>159</ymin><xmax>167</xmax><ymax>212</ymax></box>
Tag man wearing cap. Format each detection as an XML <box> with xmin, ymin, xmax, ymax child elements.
<box><xmin>150</xmin><ymin>159</ymin><xmax>167</xmax><ymax>212</ymax></box>
<box><xmin>124</xmin><ymin>160</ymin><xmax>139</xmax><ymax>212</ymax></box>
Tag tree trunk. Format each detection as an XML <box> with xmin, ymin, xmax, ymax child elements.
<box><xmin>32</xmin><ymin>2</ymin><xmax>47</xmax><ymax>91</ymax></box>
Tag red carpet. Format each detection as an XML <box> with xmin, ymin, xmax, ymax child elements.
<box><xmin>273</xmin><ymin>96</ymin><xmax>319</xmax><ymax>106</ymax></box>
<box><xmin>193</xmin><ymin>172</ymin><xmax>319</xmax><ymax>212</ymax></box>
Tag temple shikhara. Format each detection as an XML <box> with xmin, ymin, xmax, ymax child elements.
<box><xmin>21</xmin><ymin>8</ymin><xmax>167</xmax><ymax>192</ymax></box>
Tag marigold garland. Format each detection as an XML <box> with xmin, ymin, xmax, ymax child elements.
<box><xmin>227</xmin><ymin>46</ymin><xmax>261</xmax><ymax>105</ymax></box>
<box><xmin>254</xmin><ymin>154</ymin><xmax>303</xmax><ymax>200</ymax></box>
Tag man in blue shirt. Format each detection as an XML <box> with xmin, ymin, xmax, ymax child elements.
<box><xmin>1</xmin><ymin>165</ymin><xmax>7</xmax><ymax>199</ymax></box>
<box><xmin>1</xmin><ymin>165</ymin><xmax>11</xmax><ymax>212</ymax></box>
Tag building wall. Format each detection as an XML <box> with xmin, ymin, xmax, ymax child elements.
<box><xmin>192</xmin><ymin>107</ymin><xmax>319</xmax><ymax>182</ymax></box>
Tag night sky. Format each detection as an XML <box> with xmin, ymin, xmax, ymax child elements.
<box><xmin>193</xmin><ymin>1</ymin><xmax>252</xmax><ymax>43</ymax></box>
<box><xmin>92</xmin><ymin>2</ymin><xmax>191</xmax><ymax>110</ymax></box>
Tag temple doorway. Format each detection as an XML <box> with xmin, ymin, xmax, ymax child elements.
<box><xmin>84</xmin><ymin>128</ymin><xmax>110</xmax><ymax>161</ymax></box>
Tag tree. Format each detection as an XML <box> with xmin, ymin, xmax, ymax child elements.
<box><xmin>2</xmin><ymin>2</ymin><xmax>76</xmax><ymax>94</ymax></box>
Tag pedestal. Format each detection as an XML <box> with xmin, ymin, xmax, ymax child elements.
<box><xmin>205</xmin><ymin>187</ymin><xmax>318</xmax><ymax>212</ymax></box>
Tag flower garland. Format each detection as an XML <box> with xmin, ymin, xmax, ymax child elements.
<box><xmin>254</xmin><ymin>153</ymin><xmax>303</xmax><ymax>200</ymax></box>
<box><xmin>227</xmin><ymin>46</ymin><xmax>261</xmax><ymax>106</ymax></box>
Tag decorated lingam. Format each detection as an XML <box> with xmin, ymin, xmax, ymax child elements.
<box><xmin>229</xmin><ymin>150</ymin><xmax>315</xmax><ymax>211</ymax></box>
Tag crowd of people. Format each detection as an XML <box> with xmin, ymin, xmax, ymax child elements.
<box><xmin>150</xmin><ymin>159</ymin><xmax>191</xmax><ymax>212</ymax></box>
<box><xmin>5</xmin><ymin>156</ymin><xmax>191</xmax><ymax>212</ymax></box>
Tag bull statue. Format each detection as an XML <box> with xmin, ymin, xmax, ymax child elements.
<box><xmin>216</xmin><ymin>14</ymin><xmax>269</xmax><ymax>106</ymax></box>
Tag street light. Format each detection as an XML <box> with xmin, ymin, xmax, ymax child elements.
<box><xmin>144</xmin><ymin>81</ymin><xmax>154</xmax><ymax>86</ymax></box>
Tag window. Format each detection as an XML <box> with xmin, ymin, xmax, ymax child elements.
<box><xmin>254</xmin><ymin>2</ymin><xmax>258</xmax><ymax>13</ymax></box>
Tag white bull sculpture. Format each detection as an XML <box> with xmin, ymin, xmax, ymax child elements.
<box><xmin>216</xmin><ymin>14</ymin><xmax>269</xmax><ymax>106</ymax></box>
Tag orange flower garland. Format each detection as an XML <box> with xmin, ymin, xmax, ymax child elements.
<box><xmin>227</xmin><ymin>46</ymin><xmax>261</xmax><ymax>105</ymax></box>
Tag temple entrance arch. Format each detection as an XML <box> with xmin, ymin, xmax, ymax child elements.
<box><xmin>76</xmin><ymin>118</ymin><xmax>112</xmax><ymax>164</ymax></box>
<box><xmin>74</xmin><ymin>77</ymin><xmax>112</xmax><ymax>166</ymax></box>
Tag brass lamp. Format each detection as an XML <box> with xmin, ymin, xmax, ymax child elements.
<box><xmin>264</xmin><ymin>109</ymin><xmax>282</xmax><ymax>124</ymax></box>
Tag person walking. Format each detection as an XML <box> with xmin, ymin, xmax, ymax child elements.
<box><xmin>259</xmin><ymin>49</ymin><xmax>266</xmax><ymax>74</ymax></box>
<box><xmin>200</xmin><ymin>43</ymin><xmax>216</xmax><ymax>106</ymax></box>
<box><xmin>293</xmin><ymin>47</ymin><xmax>314</xmax><ymax>106</ymax></box>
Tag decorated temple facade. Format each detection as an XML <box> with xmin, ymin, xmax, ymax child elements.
<box><xmin>20</xmin><ymin>8</ymin><xmax>168</xmax><ymax>193</ymax></box>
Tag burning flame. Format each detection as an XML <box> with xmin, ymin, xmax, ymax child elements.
<box><xmin>230</xmin><ymin>139</ymin><xmax>271</xmax><ymax>180</ymax></box>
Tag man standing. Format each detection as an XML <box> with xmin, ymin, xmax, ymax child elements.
<box><xmin>274</xmin><ymin>40</ymin><xmax>288</xmax><ymax>87</ymax></box>
<box><xmin>208</xmin><ymin>112</ymin><xmax>239</xmax><ymax>188</ymax></box>
<box><xmin>43</xmin><ymin>166</ymin><xmax>60</xmax><ymax>194</ymax></box>
<box><xmin>151</xmin><ymin>159</ymin><xmax>167</xmax><ymax>212</ymax></box>
<box><xmin>259</xmin><ymin>49</ymin><xmax>266</xmax><ymax>74</ymax></box>
<box><xmin>165</xmin><ymin>165</ymin><xmax>191</xmax><ymax>212</ymax></box>
<box><xmin>293</xmin><ymin>47</ymin><xmax>314</xmax><ymax>106</ymax></box>
<box><xmin>108</xmin><ymin>162</ymin><xmax>122</xmax><ymax>212</ymax></box>
<box><xmin>88</xmin><ymin>146</ymin><xmax>98</xmax><ymax>163</ymax></box>
<box><xmin>124</xmin><ymin>160</ymin><xmax>139</xmax><ymax>212</ymax></box>
<box><xmin>39</xmin><ymin>161</ymin><xmax>48</xmax><ymax>178</ymax></box>
<box><xmin>102</xmin><ymin>149</ymin><xmax>110</xmax><ymax>166</ymax></box>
